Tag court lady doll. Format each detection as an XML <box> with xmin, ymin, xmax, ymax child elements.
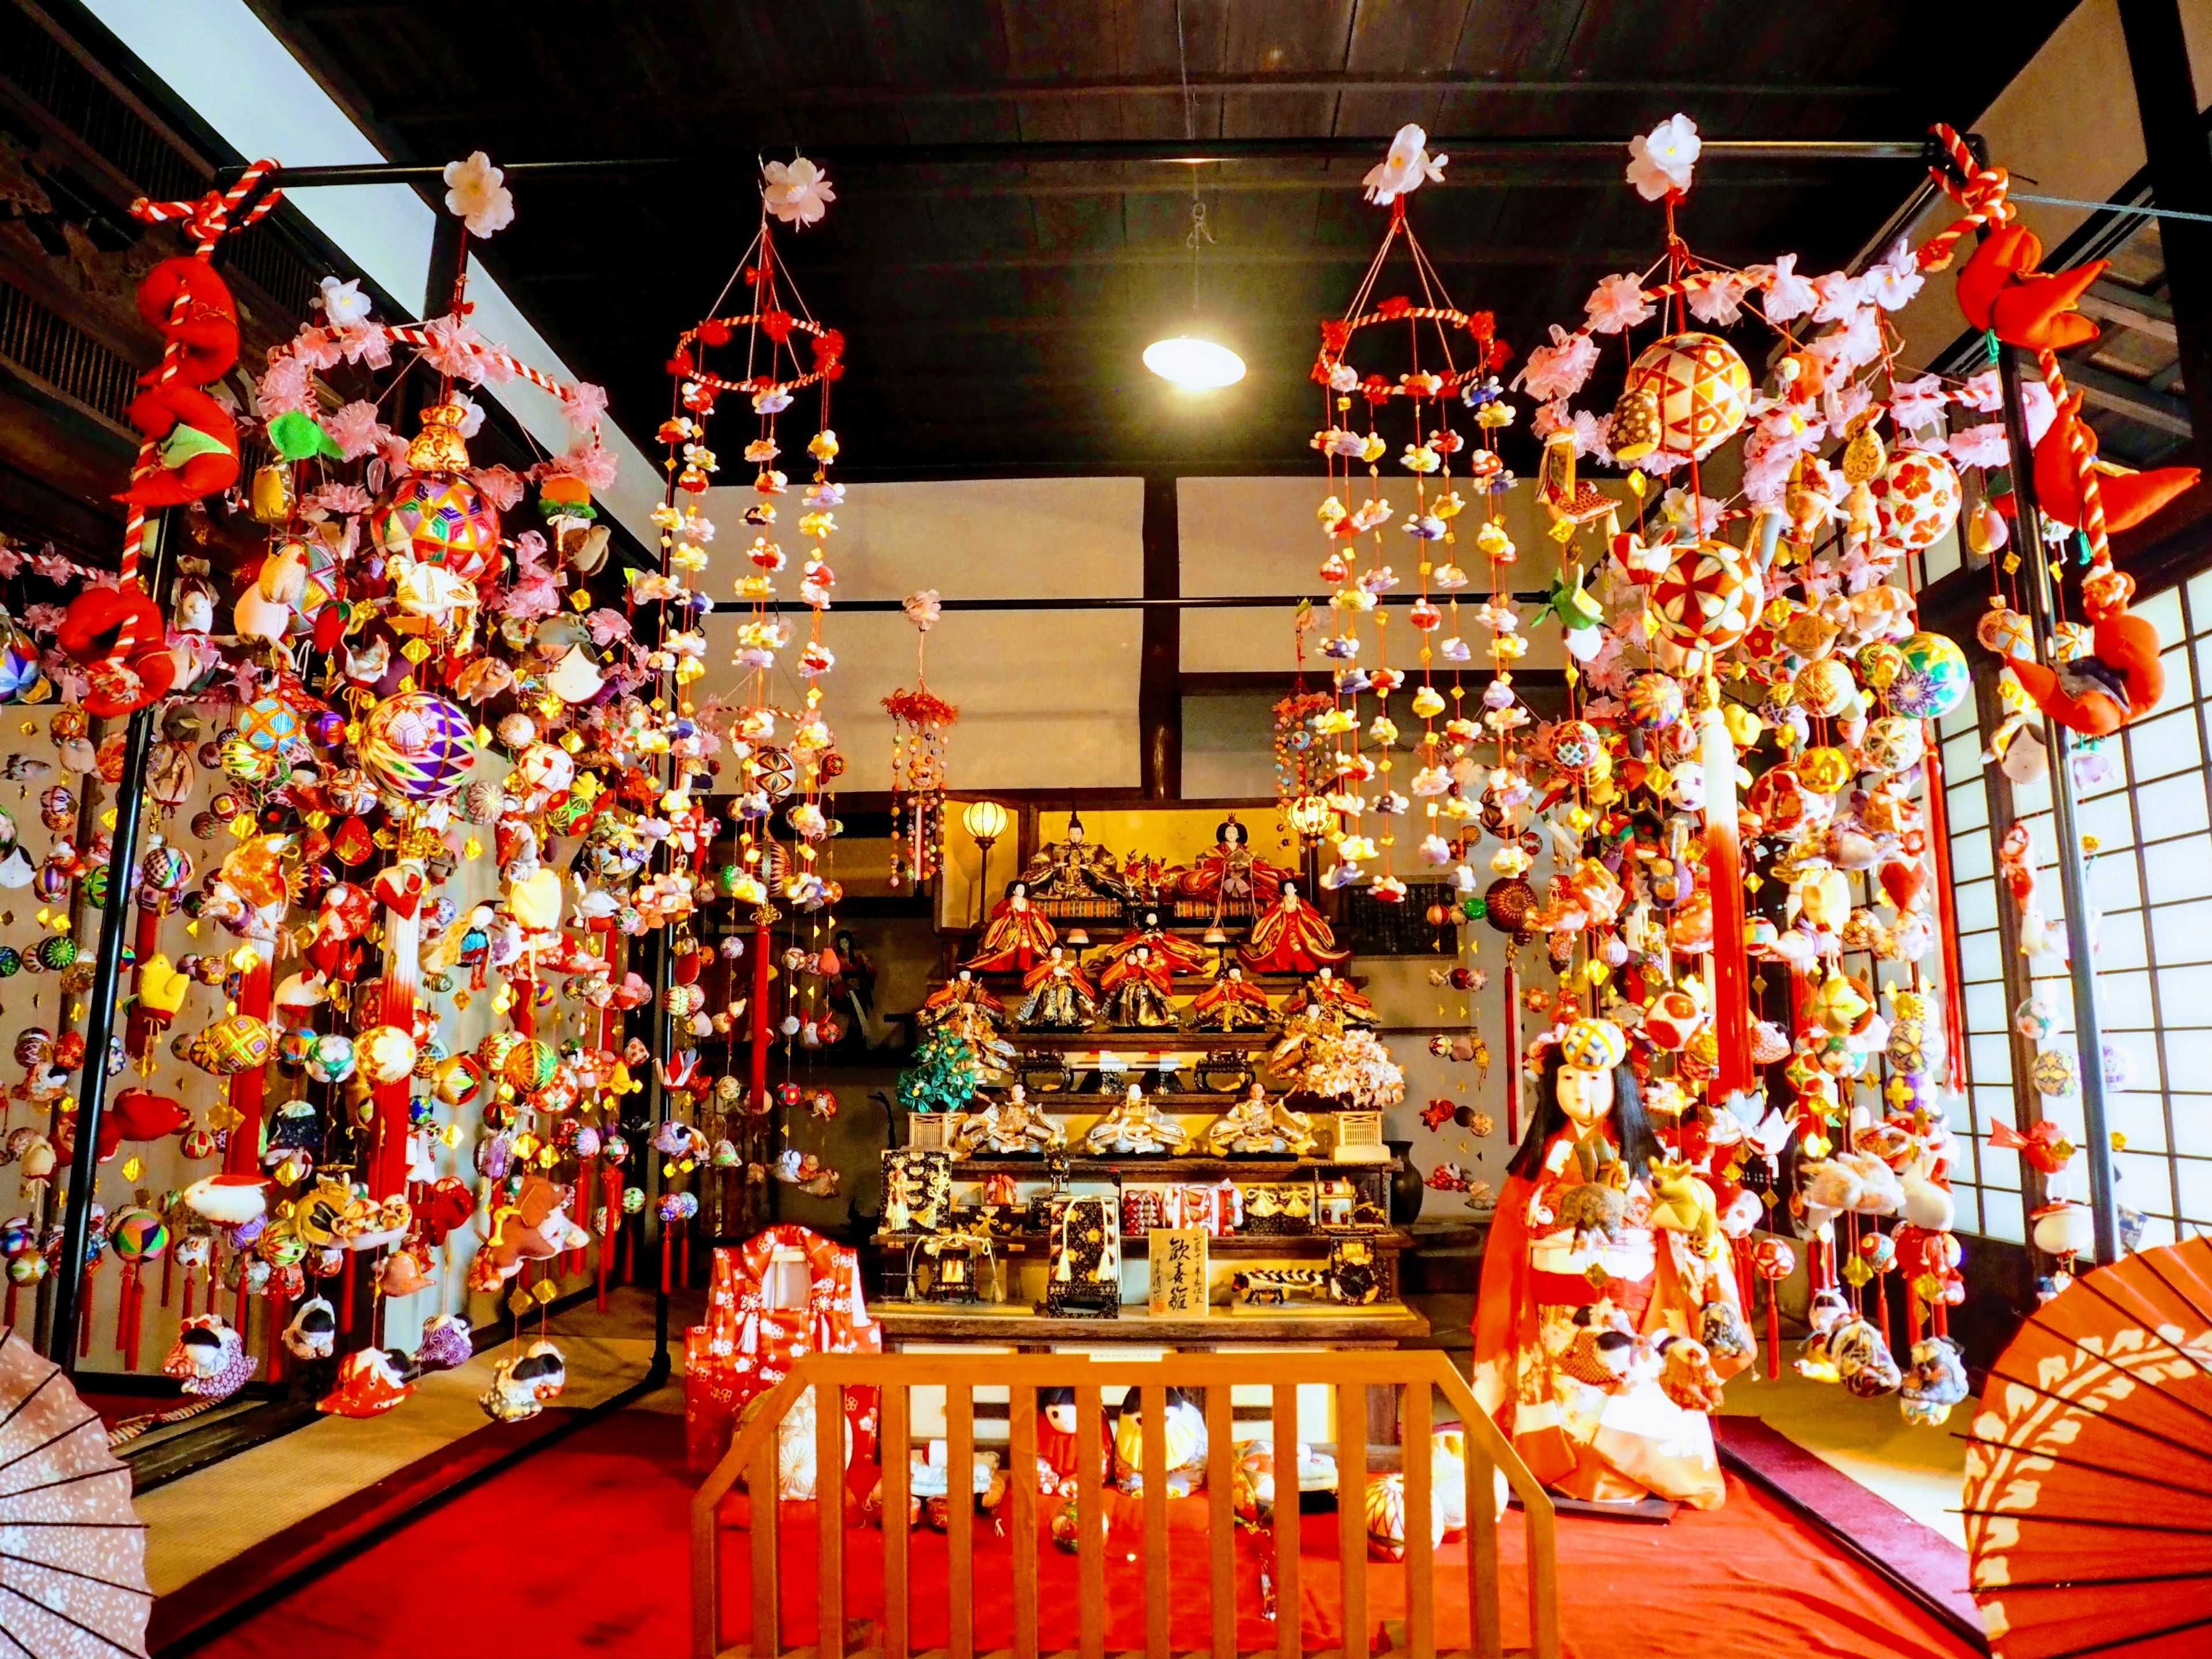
<box><xmin>1470</xmin><ymin>1018</ymin><xmax>1745</xmax><ymax>1510</ymax></box>
<box><xmin>965</xmin><ymin>880</ymin><xmax>1058</xmax><ymax>973</ymax></box>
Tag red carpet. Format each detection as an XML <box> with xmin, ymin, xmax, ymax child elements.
<box><xmin>189</xmin><ymin>1408</ymin><xmax>1982</xmax><ymax>1659</ymax></box>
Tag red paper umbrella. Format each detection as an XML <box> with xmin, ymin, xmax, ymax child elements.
<box><xmin>1962</xmin><ymin>1234</ymin><xmax>2212</xmax><ymax>1658</ymax></box>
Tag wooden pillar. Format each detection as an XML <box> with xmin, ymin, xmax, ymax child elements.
<box><xmin>1138</xmin><ymin>474</ymin><xmax>1181</xmax><ymax>800</ymax></box>
<box><xmin>2118</xmin><ymin>0</ymin><xmax>2212</xmax><ymax>460</ymax></box>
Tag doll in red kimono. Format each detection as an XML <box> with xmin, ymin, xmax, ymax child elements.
<box><xmin>1471</xmin><ymin>1019</ymin><xmax>1745</xmax><ymax>1511</ymax></box>
<box><xmin>1238</xmin><ymin>880</ymin><xmax>1351</xmax><ymax>974</ymax></box>
<box><xmin>964</xmin><ymin>880</ymin><xmax>1058</xmax><ymax>973</ymax></box>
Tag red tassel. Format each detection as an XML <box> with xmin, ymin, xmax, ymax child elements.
<box><xmin>1764</xmin><ymin>1279</ymin><xmax>1781</xmax><ymax>1381</ymax></box>
<box><xmin>1923</xmin><ymin>741</ymin><xmax>1971</xmax><ymax>1090</ymax></box>
<box><xmin>4</xmin><ymin>1281</ymin><xmax>17</xmax><ymax>1332</ymax></box>
<box><xmin>181</xmin><ymin>1271</ymin><xmax>195</xmax><ymax>1324</ymax></box>
<box><xmin>681</xmin><ymin>1222</ymin><xmax>691</xmax><ymax>1288</ymax></box>
<box><xmin>224</xmin><ymin>956</ymin><xmax>274</xmax><ymax>1176</ymax></box>
<box><xmin>160</xmin><ymin>1247</ymin><xmax>174</xmax><ymax>1310</ymax></box>
<box><xmin>623</xmin><ymin>1219</ymin><xmax>635</xmax><ymax>1283</ymax></box>
<box><xmin>1702</xmin><ymin>705</ymin><xmax>1751</xmax><ymax>1096</ymax></box>
<box><xmin>266</xmin><ymin>1286</ymin><xmax>287</xmax><ymax>1384</ymax></box>
<box><xmin>661</xmin><ymin>1228</ymin><xmax>672</xmax><ymax>1294</ymax></box>
<box><xmin>340</xmin><ymin>1258</ymin><xmax>356</xmax><ymax>1332</ymax></box>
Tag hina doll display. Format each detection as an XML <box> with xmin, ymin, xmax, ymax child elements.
<box><xmin>1085</xmin><ymin>1084</ymin><xmax>1191</xmax><ymax>1156</ymax></box>
<box><xmin>1188</xmin><ymin>965</ymin><xmax>1273</xmax><ymax>1033</ymax></box>
<box><xmin>1205</xmin><ymin>1083</ymin><xmax>1315</xmax><ymax>1157</ymax></box>
<box><xmin>1283</xmin><ymin>966</ymin><xmax>1376</xmax><ymax>1026</ymax></box>
<box><xmin>965</xmin><ymin>880</ymin><xmax>1058</xmax><ymax>972</ymax></box>
<box><xmin>1016</xmin><ymin>946</ymin><xmax>1097</xmax><ymax>1031</ymax></box>
<box><xmin>955</xmin><ymin>1085</ymin><xmax>1066</xmax><ymax>1158</ymax></box>
<box><xmin>1097</xmin><ymin>944</ymin><xmax>1177</xmax><ymax>1031</ymax></box>
<box><xmin>1035</xmin><ymin>1386</ymin><xmax>1111</xmax><ymax>1495</ymax></box>
<box><xmin>1017</xmin><ymin>812</ymin><xmax>1127</xmax><ymax>903</ymax></box>
<box><xmin>919</xmin><ymin>969</ymin><xmax>1008</xmax><ymax>1032</ymax></box>
<box><xmin>1239</xmin><ymin>880</ymin><xmax>1351</xmax><ymax>974</ymax></box>
<box><xmin>1176</xmin><ymin>815</ymin><xmax>1293</xmax><ymax>913</ymax></box>
<box><xmin>1471</xmin><ymin>1020</ymin><xmax>1745</xmax><ymax>1511</ymax></box>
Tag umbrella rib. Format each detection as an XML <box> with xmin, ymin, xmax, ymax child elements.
<box><xmin>0</xmin><ymin>1554</ymin><xmax>154</xmax><ymax>1596</ymax></box>
<box><xmin>0</xmin><ymin>1578</ymin><xmax>152</xmax><ymax>1657</ymax></box>
<box><xmin>1987</xmin><ymin>1570</ymin><xmax>2212</xmax><ymax>1592</ymax></box>
<box><xmin>2011</xmin><ymin>1612</ymin><xmax>2212</xmax><ymax>1659</ymax></box>
<box><xmin>1995</xmin><ymin>1330</ymin><xmax>2212</xmax><ymax>1435</ymax></box>
<box><xmin>1955</xmin><ymin>1507</ymin><xmax>2212</xmax><ymax>1535</ymax></box>
<box><xmin>1953</xmin><ymin>1432</ymin><xmax>2212</xmax><ymax>1498</ymax></box>
<box><xmin>1978</xmin><ymin>1366</ymin><xmax>2212</xmax><ymax>1463</ymax></box>
<box><xmin>0</xmin><ymin>1414</ymin><xmax>104</xmax><ymax>1488</ymax></box>
<box><xmin>0</xmin><ymin>1467</ymin><xmax>135</xmax><ymax>1510</ymax></box>
<box><xmin>2130</xmin><ymin>1253</ymin><xmax>2212</xmax><ymax>1342</ymax></box>
<box><xmin>0</xmin><ymin>1370</ymin><xmax>63</xmax><ymax>1455</ymax></box>
<box><xmin>2069</xmin><ymin>1271</ymin><xmax>2212</xmax><ymax>1387</ymax></box>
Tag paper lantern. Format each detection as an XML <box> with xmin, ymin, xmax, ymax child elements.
<box><xmin>1651</xmin><ymin>540</ymin><xmax>1756</xmax><ymax>652</ymax></box>
<box><xmin>1623</xmin><ymin>332</ymin><xmax>1752</xmax><ymax>460</ymax></box>
<box><xmin>359</xmin><ymin>691</ymin><xmax>476</xmax><ymax>803</ymax></box>
<box><xmin>368</xmin><ymin>471</ymin><xmax>501</xmax><ymax>585</ymax></box>
<box><xmin>1870</xmin><ymin>448</ymin><xmax>1963</xmax><ymax>552</ymax></box>
<box><xmin>1888</xmin><ymin>632</ymin><xmax>1968</xmax><ymax>720</ymax></box>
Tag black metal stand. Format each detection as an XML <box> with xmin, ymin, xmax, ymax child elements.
<box><xmin>48</xmin><ymin>508</ymin><xmax>169</xmax><ymax>1368</ymax></box>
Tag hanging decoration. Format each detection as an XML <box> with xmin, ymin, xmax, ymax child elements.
<box><xmin>884</xmin><ymin>589</ymin><xmax>956</xmax><ymax>889</ymax></box>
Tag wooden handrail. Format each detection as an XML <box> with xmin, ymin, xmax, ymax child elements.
<box><xmin>692</xmin><ymin>1351</ymin><xmax>1560</xmax><ymax>1659</ymax></box>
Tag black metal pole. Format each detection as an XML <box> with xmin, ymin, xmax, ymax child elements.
<box><xmin>1993</xmin><ymin>349</ymin><xmax>2123</xmax><ymax>1265</ymax></box>
<box><xmin>48</xmin><ymin>511</ymin><xmax>169</xmax><ymax>1367</ymax></box>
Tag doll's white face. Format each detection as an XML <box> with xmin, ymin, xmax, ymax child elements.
<box><xmin>1556</xmin><ymin>1065</ymin><xmax>1616</xmax><ymax>1130</ymax></box>
<box><xmin>1044</xmin><ymin>1401</ymin><xmax>1078</xmax><ymax>1432</ymax></box>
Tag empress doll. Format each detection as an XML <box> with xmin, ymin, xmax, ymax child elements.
<box><xmin>1176</xmin><ymin>815</ymin><xmax>1293</xmax><ymax>912</ymax></box>
<box><xmin>1470</xmin><ymin>1019</ymin><xmax>1745</xmax><ymax>1510</ymax></box>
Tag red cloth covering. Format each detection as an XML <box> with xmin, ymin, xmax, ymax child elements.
<box><xmin>714</xmin><ymin>1471</ymin><xmax>1978</xmax><ymax>1659</ymax></box>
<box><xmin>684</xmin><ymin>1226</ymin><xmax>880</xmax><ymax>1473</ymax></box>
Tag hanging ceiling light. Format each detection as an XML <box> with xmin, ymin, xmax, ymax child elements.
<box><xmin>1147</xmin><ymin>1</ymin><xmax>1243</xmax><ymax>393</ymax></box>
<box><xmin>1143</xmin><ymin>332</ymin><xmax>1245</xmax><ymax>389</ymax></box>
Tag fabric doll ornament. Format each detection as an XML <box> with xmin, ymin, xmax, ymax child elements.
<box><xmin>2031</xmin><ymin>394</ymin><xmax>2197</xmax><ymax>536</ymax></box>
<box><xmin>1112</xmin><ymin>1385</ymin><xmax>1209</xmax><ymax>1497</ymax></box>
<box><xmin>281</xmin><ymin>1294</ymin><xmax>337</xmax><ymax>1361</ymax></box>
<box><xmin>163</xmin><ymin>1313</ymin><xmax>257</xmax><ymax>1400</ymax></box>
<box><xmin>320</xmin><ymin>1348</ymin><xmax>416</xmax><ymax>1418</ymax></box>
<box><xmin>2003</xmin><ymin>570</ymin><xmax>2165</xmax><ymax>736</ymax></box>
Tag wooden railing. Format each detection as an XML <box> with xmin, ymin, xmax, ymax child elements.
<box><xmin>692</xmin><ymin>1351</ymin><xmax>1559</xmax><ymax>1659</ymax></box>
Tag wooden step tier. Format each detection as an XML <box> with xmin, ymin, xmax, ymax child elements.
<box><xmin>873</xmin><ymin>1228</ymin><xmax>1414</xmax><ymax>1256</ymax></box>
<box><xmin>1010</xmin><ymin>1031</ymin><xmax>1272</xmax><ymax>1052</ymax></box>
<box><xmin>955</xmin><ymin>971</ymin><xmax>1361</xmax><ymax>994</ymax></box>
<box><xmin>942</xmin><ymin>1156</ymin><xmax>1397</xmax><ymax>1179</ymax></box>
<box><xmin>872</xmin><ymin>1301</ymin><xmax>1429</xmax><ymax>1344</ymax></box>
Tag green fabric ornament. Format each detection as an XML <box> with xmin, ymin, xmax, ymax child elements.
<box><xmin>266</xmin><ymin>409</ymin><xmax>343</xmax><ymax>463</ymax></box>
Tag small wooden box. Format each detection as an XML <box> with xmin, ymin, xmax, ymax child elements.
<box><xmin>908</xmin><ymin>1114</ymin><xmax>959</xmax><ymax>1153</ymax></box>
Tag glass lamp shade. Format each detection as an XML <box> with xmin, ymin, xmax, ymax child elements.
<box><xmin>1143</xmin><ymin>334</ymin><xmax>1247</xmax><ymax>390</ymax></box>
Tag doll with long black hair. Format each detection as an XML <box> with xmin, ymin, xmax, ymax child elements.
<box><xmin>1472</xmin><ymin>1019</ymin><xmax>1747</xmax><ymax>1512</ymax></box>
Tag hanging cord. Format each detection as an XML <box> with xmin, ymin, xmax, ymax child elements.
<box><xmin>1175</xmin><ymin>0</ymin><xmax>1212</xmax><ymax>312</ymax></box>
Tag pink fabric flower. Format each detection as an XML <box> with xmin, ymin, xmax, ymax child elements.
<box><xmin>22</xmin><ymin>603</ymin><xmax>64</xmax><ymax>638</ymax></box>
<box><xmin>1571</xmin><ymin>407</ymin><xmax>1613</xmax><ymax>465</ymax></box>
<box><xmin>290</xmin><ymin>326</ymin><xmax>342</xmax><ymax>372</ymax></box>
<box><xmin>564</xmin><ymin>382</ymin><xmax>609</xmax><ymax>431</ymax></box>
<box><xmin>1956</xmin><ymin>370</ymin><xmax>2004</xmax><ymax>413</ymax></box>
<box><xmin>1683</xmin><ymin>270</ymin><xmax>1751</xmax><ymax>327</ymax></box>
<box><xmin>1749</xmin><ymin>253</ymin><xmax>1817</xmax><ymax>324</ymax></box>
<box><xmin>1518</xmin><ymin>325</ymin><xmax>1598</xmax><ymax>402</ymax></box>
<box><xmin>418</xmin><ymin>313</ymin><xmax>486</xmax><ymax>380</ymax></box>
<box><xmin>256</xmin><ymin>354</ymin><xmax>315</xmax><ymax>418</ymax></box>
<box><xmin>1947</xmin><ymin>423</ymin><xmax>2010</xmax><ymax>470</ymax></box>
<box><xmin>1530</xmin><ymin>398</ymin><xmax>1574</xmax><ymax>439</ymax></box>
<box><xmin>1585</xmin><ymin>272</ymin><xmax>1656</xmax><ymax>336</ymax></box>
<box><xmin>305</xmin><ymin>481</ymin><xmax>372</xmax><ymax>516</ymax></box>
<box><xmin>327</xmin><ymin>400</ymin><xmax>389</xmax><ymax>462</ymax></box>
<box><xmin>1823</xmin><ymin>382</ymin><xmax>1873</xmax><ymax>433</ymax></box>
<box><xmin>512</xmin><ymin>530</ymin><xmax>552</xmax><ymax>576</ymax></box>
<box><xmin>379</xmin><ymin>433</ymin><xmax>413</xmax><ymax>473</ymax></box>
<box><xmin>30</xmin><ymin>550</ymin><xmax>75</xmax><ymax>582</ymax></box>
<box><xmin>0</xmin><ymin>544</ymin><xmax>21</xmax><ymax>578</ymax></box>
<box><xmin>551</xmin><ymin>441</ymin><xmax>619</xmax><ymax>492</ymax></box>
<box><xmin>585</xmin><ymin>608</ymin><xmax>633</xmax><ymax>646</ymax></box>
<box><xmin>498</xmin><ymin>573</ymin><xmax>560</xmax><ymax>621</ymax></box>
<box><xmin>1862</xmin><ymin>237</ymin><xmax>1925</xmax><ymax>311</ymax></box>
<box><xmin>469</xmin><ymin>465</ymin><xmax>528</xmax><ymax>512</ymax></box>
<box><xmin>1887</xmin><ymin>374</ymin><xmax>1947</xmax><ymax>434</ymax></box>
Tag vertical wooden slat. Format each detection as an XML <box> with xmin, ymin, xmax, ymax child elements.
<box><xmin>1077</xmin><ymin>1385</ymin><xmax>1105</xmax><ymax>1659</ymax></box>
<box><xmin>1403</xmin><ymin>1384</ymin><xmax>1434</xmax><ymax>1659</ymax></box>
<box><xmin>1142</xmin><ymin>1382</ymin><xmax>1170</xmax><ymax>1659</ymax></box>
<box><xmin>1335</xmin><ymin>1383</ymin><xmax>1368</xmax><ymax>1659</ymax></box>
<box><xmin>1009</xmin><ymin>1385</ymin><xmax>1040</xmax><ymax>1659</ymax></box>
<box><xmin>750</xmin><ymin>1433</ymin><xmax>781</xmax><ymax>1659</ymax></box>
<box><xmin>817</xmin><ymin>1384</ymin><xmax>846</xmax><ymax>1659</ymax></box>
<box><xmin>1206</xmin><ymin>1384</ymin><xmax>1234</xmax><ymax>1659</ymax></box>
<box><xmin>948</xmin><ymin>1382</ymin><xmax>975</xmax><ymax>1659</ymax></box>
<box><xmin>883</xmin><ymin>1383</ymin><xmax>911</xmax><ymax>1659</ymax></box>
<box><xmin>1271</xmin><ymin>1383</ymin><xmax>1300</xmax><ymax>1659</ymax></box>
<box><xmin>1467</xmin><ymin>1439</ymin><xmax>1500</xmax><ymax>1659</ymax></box>
<box><xmin>1527</xmin><ymin>1494</ymin><xmax>1561</xmax><ymax>1659</ymax></box>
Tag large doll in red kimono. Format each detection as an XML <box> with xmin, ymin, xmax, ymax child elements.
<box><xmin>964</xmin><ymin>880</ymin><xmax>1058</xmax><ymax>973</ymax></box>
<box><xmin>1472</xmin><ymin>1020</ymin><xmax>1746</xmax><ymax>1511</ymax></box>
<box><xmin>1239</xmin><ymin>880</ymin><xmax>1350</xmax><ymax>974</ymax></box>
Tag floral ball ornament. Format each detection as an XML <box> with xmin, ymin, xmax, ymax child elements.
<box><xmin>1651</xmin><ymin>541</ymin><xmax>1756</xmax><ymax>652</ymax></box>
<box><xmin>1888</xmin><ymin>632</ymin><xmax>1969</xmax><ymax>720</ymax></box>
<box><xmin>369</xmin><ymin>403</ymin><xmax>501</xmax><ymax>584</ymax></box>
<box><xmin>358</xmin><ymin>1025</ymin><xmax>419</xmax><ymax>1086</ymax></box>
<box><xmin>359</xmin><ymin>691</ymin><xmax>477</xmax><ymax>803</ymax></box>
<box><xmin>1623</xmin><ymin>672</ymin><xmax>1684</xmax><ymax>731</ymax></box>
<box><xmin>1870</xmin><ymin>448</ymin><xmax>1963</xmax><ymax>552</ymax></box>
<box><xmin>1622</xmin><ymin>332</ymin><xmax>1752</xmax><ymax>460</ymax></box>
<box><xmin>1549</xmin><ymin>719</ymin><xmax>1605</xmax><ymax>779</ymax></box>
<box><xmin>1862</xmin><ymin>715</ymin><xmax>1925</xmax><ymax>773</ymax></box>
<box><xmin>1791</xmin><ymin>657</ymin><xmax>1857</xmax><ymax>720</ymax></box>
<box><xmin>2031</xmin><ymin>1047</ymin><xmax>2078</xmax><ymax>1098</ymax></box>
<box><xmin>2013</xmin><ymin>995</ymin><xmax>2057</xmax><ymax>1044</ymax></box>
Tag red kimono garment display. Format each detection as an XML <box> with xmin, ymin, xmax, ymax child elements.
<box><xmin>1239</xmin><ymin>882</ymin><xmax>1350</xmax><ymax>974</ymax></box>
<box><xmin>1176</xmin><ymin>817</ymin><xmax>1292</xmax><ymax>912</ymax></box>
<box><xmin>1096</xmin><ymin>908</ymin><xmax>1214</xmax><ymax>977</ymax></box>
<box><xmin>964</xmin><ymin>882</ymin><xmax>1058</xmax><ymax>973</ymax></box>
<box><xmin>1472</xmin><ymin>1036</ymin><xmax>1747</xmax><ymax>1511</ymax></box>
<box><xmin>685</xmin><ymin>1224</ymin><xmax>880</xmax><ymax>1473</ymax></box>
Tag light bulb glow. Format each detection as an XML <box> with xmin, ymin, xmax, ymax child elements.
<box><xmin>1143</xmin><ymin>335</ymin><xmax>1246</xmax><ymax>389</ymax></box>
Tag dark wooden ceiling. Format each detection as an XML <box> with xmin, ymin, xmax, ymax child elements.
<box><xmin>251</xmin><ymin>0</ymin><xmax>2078</xmax><ymax>479</ymax></box>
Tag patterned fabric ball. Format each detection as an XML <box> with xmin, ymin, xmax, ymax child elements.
<box><xmin>181</xmin><ymin>1014</ymin><xmax>273</xmax><ymax>1076</ymax></box>
<box><xmin>1792</xmin><ymin>657</ymin><xmax>1857</xmax><ymax>719</ymax></box>
<box><xmin>369</xmin><ymin>470</ymin><xmax>501</xmax><ymax>585</ymax></box>
<box><xmin>359</xmin><ymin>692</ymin><xmax>477</xmax><ymax>803</ymax></box>
<box><xmin>1976</xmin><ymin>605</ymin><xmax>2033</xmax><ymax>657</ymax></box>
<box><xmin>236</xmin><ymin>694</ymin><xmax>307</xmax><ymax>760</ymax></box>
<box><xmin>1549</xmin><ymin>719</ymin><xmax>1605</xmax><ymax>778</ymax></box>
<box><xmin>1796</xmin><ymin>745</ymin><xmax>1854</xmax><ymax>796</ymax></box>
<box><xmin>1889</xmin><ymin>632</ymin><xmax>1969</xmax><ymax>720</ymax></box>
<box><xmin>1871</xmin><ymin>448</ymin><xmax>1963</xmax><ymax>552</ymax></box>
<box><xmin>1862</xmin><ymin>715</ymin><xmax>1925</xmax><ymax>772</ymax></box>
<box><xmin>1854</xmin><ymin>642</ymin><xmax>1906</xmax><ymax>695</ymax></box>
<box><xmin>1623</xmin><ymin>672</ymin><xmax>1684</xmax><ymax>730</ymax></box>
<box><xmin>1623</xmin><ymin>332</ymin><xmax>1752</xmax><ymax>460</ymax></box>
<box><xmin>109</xmin><ymin>1206</ymin><xmax>169</xmax><ymax>1262</ymax></box>
<box><xmin>501</xmin><ymin>1039</ymin><xmax>560</xmax><ymax>1093</ymax></box>
<box><xmin>1482</xmin><ymin>877</ymin><xmax>1535</xmax><ymax>936</ymax></box>
<box><xmin>2031</xmin><ymin>1047</ymin><xmax>2077</xmax><ymax>1097</ymax></box>
<box><xmin>286</xmin><ymin>537</ymin><xmax>342</xmax><ymax>639</ymax></box>
<box><xmin>1651</xmin><ymin>541</ymin><xmax>1756</xmax><ymax>651</ymax></box>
